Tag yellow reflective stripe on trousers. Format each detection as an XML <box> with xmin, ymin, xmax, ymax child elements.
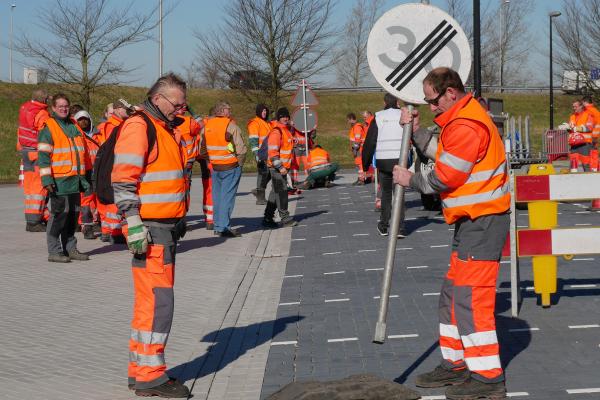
<box><xmin>461</xmin><ymin>331</ymin><xmax>498</xmax><ymax>348</ymax></box>
<box><xmin>139</xmin><ymin>192</ymin><xmax>185</xmax><ymax>204</ymax></box>
<box><xmin>442</xmin><ymin>182</ymin><xmax>509</xmax><ymax>208</ymax></box>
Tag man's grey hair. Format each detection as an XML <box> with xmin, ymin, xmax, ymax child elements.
<box><xmin>213</xmin><ymin>101</ymin><xmax>231</xmax><ymax>116</ymax></box>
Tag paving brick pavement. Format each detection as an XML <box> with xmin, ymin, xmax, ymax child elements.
<box><xmin>0</xmin><ymin>172</ymin><xmax>319</xmax><ymax>400</ymax></box>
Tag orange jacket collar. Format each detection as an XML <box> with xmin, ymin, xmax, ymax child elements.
<box><xmin>434</xmin><ymin>93</ymin><xmax>473</xmax><ymax>128</ymax></box>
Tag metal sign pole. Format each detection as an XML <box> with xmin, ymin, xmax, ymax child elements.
<box><xmin>373</xmin><ymin>104</ymin><xmax>414</xmax><ymax>344</ymax></box>
<box><xmin>301</xmin><ymin>80</ymin><xmax>309</xmax><ymax>160</ymax></box>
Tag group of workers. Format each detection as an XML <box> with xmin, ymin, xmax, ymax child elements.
<box><xmin>562</xmin><ymin>95</ymin><xmax>600</xmax><ymax>172</ymax></box>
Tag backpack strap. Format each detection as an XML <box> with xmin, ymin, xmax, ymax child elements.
<box><xmin>131</xmin><ymin>112</ymin><xmax>158</xmax><ymax>164</ymax></box>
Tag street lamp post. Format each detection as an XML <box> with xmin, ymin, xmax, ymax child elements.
<box><xmin>10</xmin><ymin>4</ymin><xmax>16</xmax><ymax>83</ymax></box>
<box><xmin>499</xmin><ymin>0</ymin><xmax>510</xmax><ymax>93</ymax></box>
<box><xmin>159</xmin><ymin>0</ymin><xmax>163</xmax><ymax>77</ymax></box>
<box><xmin>549</xmin><ymin>11</ymin><xmax>561</xmax><ymax>130</ymax></box>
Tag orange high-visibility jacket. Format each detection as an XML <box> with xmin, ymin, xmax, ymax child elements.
<box><xmin>434</xmin><ymin>94</ymin><xmax>510</xmax><ymax>224</ymax></box>
<box><xmin>38</xmin><ymin>118</ymin><xmax>87</xmax><ymax>180</ymax></box>
<box><xmin>97</xmin><ymin>115</ymin><xmax>123</xmax><ymax>145</ymax></box>
<box><xmin>348</xmin><ymin>123</ymin><xmax>365</xmax><ymax>144</ymax></box>
<box><xmin>112</xmin><ymin>111</ymin><xmax>186</xmax><ymax>219</ymax></box>
<box><xmin>176</xmin><ymin>114</ymin><xmax>202</xmax><ymax>164</ymax></box>
<box><xmin>585</xmin><ymin>104</ymin><xmax>600</xmax><ymax>141</ymax></box>
<box><xmin>17</xmin><ymin>100</ymin><xmax>49</xmax><ymax>149</ymax></box>
<box><xmin>267</xmin><ymin>122</ymin><xmax>294</xmax><ymax>169</ymax></box>
<box><xmin>363</xmin><ymin>115</ymin><xmax>374</xmax><ymax>131</ymax></box>
<box><xmin>569</xmin><ymin>110</ymin><xmax>594</xmax><ymax>143</ymax></box>
<box><xmin>306</xmin><ymin>147</ymin><xmax>331</xmax><ymax>171</ymax></box>
<box><xmin>204</xmin><ymin>116</ymin><xmax>238</xmax><ymax>166</ymax></box>
<box><xmin>247</xmin><ymin>116</ymin><xmax>271</xmax><ymax>152</ymax></box>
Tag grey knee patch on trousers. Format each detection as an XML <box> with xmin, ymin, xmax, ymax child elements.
<box><xmin>453</xmin><ymin>213</ymin><xmax>510</xmax><ymax>261</ymax></box>
<box><xmin>438</xmin><ymin>278</ymin><xmax>454</xmax><ymax>324</ymax></box>
<box><xmin>152</xmin><ymin>287</ymin><xmax>174</xmax><ymax>334</ymax></box>
<box><xmin>453</xmin><ymin>285</ymin><xmax>475</xmax><ymax>335</ymax></box>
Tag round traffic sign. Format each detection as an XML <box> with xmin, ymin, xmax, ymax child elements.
<box><xmin>292</xmin><ymin>107</ymin><xmax>318</xmax><ymax>133</ymax></box>
<box><xmin>367</xmin><ymin>3</ymin><xmax>471</xmax><ymax>104</ymax></box>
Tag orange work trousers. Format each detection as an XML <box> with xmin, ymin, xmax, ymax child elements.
<box><xmin>22</xmin><ymin>149</ymin><xmax>48</xmax><ymax>224</ymax></box>
<box><xmin>202</xmin><ymin>177</ymin><xmax>213</xmax><ymax>223</ymax></box>
<box><xmin>291</xmin><ymin>153</ymin><xmax>307</xmax><ymax>185</ymax></box>
<box><xmin>79</xmin><ymin>192</ymin><xmax>97</xmax><ymax>226</ymax></box>
<box><xmin>128</xmin><ymin>225</ymin><xmax>176</xmax><ymax>390</ymax></box>
<box><xmin>97</xmin><ymin>202</ymin><xmax>123</xmax><ymax>236</ymax></box>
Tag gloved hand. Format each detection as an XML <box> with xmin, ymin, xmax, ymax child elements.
<box><xmin>126</xmin><ymin>215</ymin><xmax>149</xmax><ymax>254</ymax></box>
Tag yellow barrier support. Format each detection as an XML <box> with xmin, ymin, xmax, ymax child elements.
<box><xmin>527</xmin><ymin>164</ymin><xmax>557</xmax><ymax>306</ymax></box>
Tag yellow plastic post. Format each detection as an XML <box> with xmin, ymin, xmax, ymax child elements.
<box><xmin>527</xmin><ymin>164</ymin><xmax>557</xmax><ymax>307</ymax></box>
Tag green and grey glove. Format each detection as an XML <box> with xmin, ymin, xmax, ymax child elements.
<box><xmin>126</xmin><ymin>215</ymin><xmax>149</xmax><ymax>255</ymax></box>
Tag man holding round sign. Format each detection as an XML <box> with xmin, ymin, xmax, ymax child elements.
<box><xmin>394</xmin><ymin>68</ymin><xmax>510</xmax><ymax>399</ymax></box>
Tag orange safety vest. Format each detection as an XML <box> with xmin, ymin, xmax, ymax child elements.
<box><xmin>584</xmin><ymin>104</ymin><xmax>600</xmax><ymax>140</ymax></box>
<box><xmin>176</xmin><ymin>114</ymin><xmax>202</xmax><ymax>164</ymax></box>
<box><xmin>38</xmin><ymin>118</ymin><xmax>87</xmax><ymax>180</ymax></box>
<box><xmin>569</xmin><ymin>111</ymin><xmax>594</xmax><ymax>143</ymax></box>
<box><xmin>204</xmin><ymin>116</ymin><xmax>238</xmax><ymax>165</ymax></box>
<box><xmin>97</xmin><ymin>115</ymin><xmax>123</xmax><ymax>145</ymax></box>
<box><xmin>307</xmin><ymin>147</ymin><xmax>330</xmax><ymax>171</ymax></box>
<box><xmin>435</xmin><ymin>96</ymin><xmax>510</xmax><ymax>224</ymax></box>
<box><xmin>348</xmin><ymin>123</ymin><xmax>364</xmax><ymax>143</ymax></box>
<box><xmin>247</xmin><ymin>116</ymin><xmax>271</xmax><ymax>150</ymax></box>
<box><xmin>135</xmin><ymin>113</ymin><xmax>186</xmax><ymax>219</ymax></box>
<box><xmin>267</xmin><ymin>123</ymin><xmax>294</xmax><ymax>169</ymax></box>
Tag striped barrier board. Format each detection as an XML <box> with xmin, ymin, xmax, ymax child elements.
<box><xmin>518</xmin><ymin>227</ymin><xmax>600</xmax><ymax>256</ymax></box>
<box><xmin>516</xmin><ymin>173</ymin><xmax>600</xmax><ymax>202</ymax></box>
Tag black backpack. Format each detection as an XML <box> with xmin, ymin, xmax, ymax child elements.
<box><xmin>93</xmin><ymin>112</ymin><xmax>156</xmax><ymax>205</ymax></box>
<box><xmin>257</xmin><ymin>127</ymin><xmax>281</xmax><ymax>161</ymax></box>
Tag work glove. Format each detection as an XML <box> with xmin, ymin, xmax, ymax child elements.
<box><xmin>126</xmin><ymin>215</ymin><xmax>149</xmax><ymax>255</ymax></box>
<box><xmin>175</xmin><ymin>218</ymin><xmax>187</xmax><ymax>240</ymax></box>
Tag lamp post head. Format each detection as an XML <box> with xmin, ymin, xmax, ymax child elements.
<box><xmin>549</xmin><ymin>11</ymin><xmax>561</xmax><ymax>18</ymax></box>
<box><xmin>11</xmin><ymin>4</ymin><xmax>16</xmax><ymax>8</ymax></box>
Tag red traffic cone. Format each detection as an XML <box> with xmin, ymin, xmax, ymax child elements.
<box><xmin>591</xmin><ymin>199</ymin><xmax>600</xmax><ymax>211</ymax></box>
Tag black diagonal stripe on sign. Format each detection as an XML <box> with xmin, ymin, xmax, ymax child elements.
<box><xmin>390</xmin><ymin>23</ymin><xmax>455</xmax><ymax>87</ymax></box>
<box><xmin>395</xmin><ymin>29</ymin><xmax>458</xmax><ymax>92</ymax></box>
<box><xmin>385</xmin><ymin>20</ymin><xmax>448</xmax><ymax>83</ymax></box>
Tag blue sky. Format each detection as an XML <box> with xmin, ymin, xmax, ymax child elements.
<box><xmin>0</xmin><ymin>0</ymin><xmax>565</xmax><ymax>86</ymax></box>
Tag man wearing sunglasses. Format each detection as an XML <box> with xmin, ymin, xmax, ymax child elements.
<box><xmin>393</xmin><ymin>67</ymin><xmax>510</xmax><ymax>400</ymax></box>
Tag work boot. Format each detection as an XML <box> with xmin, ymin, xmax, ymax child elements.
<box><xmin>100</xmin><ymin>233</ymin><xmax>111</xmax><ymax>242</ymax></box>
<box><xmin>262</xmin><ymin>218</ymin><xmax>278</xmax><ymax>229</ymax></box>
<box><xmin>82</xmin><ymin>225</ymin><xmax>96</xmax><ymax>240</ymax></box>
<box><xmin>68</xmin><ymin>249</ymin><xmax>90</xmax><ymax>261</ymax></box>
<box><xmin>110</xmin><ymin>234</ymin><xmax>127</xmax><ymax>245</ymax></box>
<box><xmin>206</xmin><ymin>222</ymin><xmax>214</xmax><ymax>230</ymax></box>
<box><xmin>445</xmin><ymin>378</ymin><xmax>507</xmax><ymax>400</ymax></box>
<box><xmin>415</xmin><ymin>365</ymin><xmax>470</xmax><ymax>388</ymax></box>
<box><xmin>324</xmin><ymin>179</ymin><xmax>334</xmax><ymax>188</ymax></box>
<box><xmin>134</xmin><ymin>379</ymin><xmax>190</xmax><ymax>398</ymax></box>
<box><xmin>255</xmin><ymin>188</ymin><xmax>267</xmax><ymax>205</ymax></box>
<box><xmin>48</xmin><ymin>253</ymin><xmax>71</xmax><ymax>263</ymax></box>
<box><xmin>26</xmin><ymin>222</ymin><xmax>46</xmax><ymax>232</ymax></box>
<box><xmin>93</xmin><ymin>222</ymin><xmax>101</xmax><ymax>234</ymax></box>
<box><xmin>280</xmin><ymin>217</ymin><xmax>298</xmax><ymax>228</ymax></box>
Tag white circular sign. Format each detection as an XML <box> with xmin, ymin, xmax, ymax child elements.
<box><xmin>367</xmin><ymin>3</ymin><xmax>471</xmax><ymax>104</ymax></box>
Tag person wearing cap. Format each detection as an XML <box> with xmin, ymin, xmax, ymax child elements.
<box><xmin>97</xmin><ymin>99</ymin><xmax>130</xmax><ymax>144</ymax></box>
<box><xmin>248</xmin><ymin>104</ymin><xmax>271</xmax><ymax>205</ymax></box>
<box><xmin>262</xmin><ymin>107</ymin><xmax>298</xmax><ymax>228</ymax></box>
<box><xmin>74</xmin><ymin>110</ymin><xmax>101</xmax><ymax>239</ymax></box>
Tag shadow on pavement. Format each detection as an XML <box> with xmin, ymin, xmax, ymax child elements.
<box><xmin>86</xmin><ymin>243</ymin><xmax>128</xmax><ymax>256</ymax></box>
<box><xmin>168</xmin><ymin>315</ymin><xmax>305</xmax><ymax>385</ymax></box>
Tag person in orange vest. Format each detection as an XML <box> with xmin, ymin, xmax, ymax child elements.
<box><xmin>199</xmin><ymin>108</ymin><xmax>215</xmax><ymax>229</ymax></box>
<box><xmin>582</xmin><ymin>95</ymin><xmax>600</xmax><ymax>171</ymax></box>
<box><xmin>74</xmin><ymin>110</ymin><xmax>101</xmax><ymax>240</ymax></box>
<box><xmin>95</xmin><ymin>103</ymin><xmax>114</xmax><ymax>142</ymax></box>
<box><xmin>17</xmin><ymin>88</ymin><xmax>51</xmax><ymax>232</ymax></box>
<box><xmin>112</xmin><ymin>73</ymin><xmax>190</xmax><ymax>398</ymax></box>
<box><xmin>248</xmin><ymin>103</ymin><xmax>271</xmax><ymax>205</ymax></box>
<box><xmin>362</xmin><ymin>110</ymin><xmax>377</xmax><ymax>189</ymax></box>
<box><xmin>262</xmin><ymin>107</ymin><xmax>298</xmax><ymax>229</ymax></box>
<box><xmin>299</xmin><ymin>144</ymin><xmax>338</xmax><ymax>189</ymax></box>
<box><xmin>97</xmin><ymin>99</ymin><xmax>130</xmax><ymax>144</ymax></box>
<box><xmin>290</xmin><ymin>123</ymin><xmax>309</xmax><ymax>189</ymax></box>
<box><xmin>200</xmin><ymin>101</ymin><xmax>247</xmax><ymax>237</ymax></box>
<box><xmin>566</xmin><ymin>100</ymin><xmax>594</xmax><ymax>172</ymax></box>
<box><xmin>394</xmin><ymin>67</ymin><xmax>510</xmax><ymax>399</ymax></box>
<box><xmin>37</xmin><ymin>93</ymin><xmax>92</xmax><ymax>263</ymax></box>
<box><xmin>175</xmin><ymin>107</ymin><xmax>203</xmax><ymax>213</ymax></box>
<box><xmin>347</xmin><ymin>113</ymin><xmax>367</xmax><ymax>185</ymax></box>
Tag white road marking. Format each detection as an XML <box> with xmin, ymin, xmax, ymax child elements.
<box><xmin>345</xmin><ymin>210</ymin><xmax>358</xmax><ymax>213</ymax></box>
<box><xmin>508</xmin><ymin>328</ymin><xmax>540</xmax><ymax>332</ymax></box>
<box><xmin>388</xmin><ymin>334</ymin><xmax>419</xmax><ymax>339</ymax></box>
<box><xmin>359</xmin><ymin>190</ymin><xmax>369</xmax><ymax>193</ymax></box>
<box><xmin>525</xmin><ymin>286</ymin><xmax>534</xmax><ymax>291</ymax></box>
<box><xmin>323</xmin><ymin>251</ymin><xmax>342</xmax><ymax>255</ymax></box>
<box><xmin>279</xmin><ymin>302</ymin><xmax>300</xmax><ymax>306</ymax></box>
<box><xmin>348</xmin><ymin>220</ymin><xmax>364</xmax><ymax>223</ymax></box>
<box><xmin>507</xmin><ymin>393</ymin><xmax>530</xmax><ymax>397</ymax></box>
<box><xmin>365</xmin><ymin>268</ymin><xmax>384</xmax><ymax>271</ymax></box>
<box><xmin>518</xmin><ymin>213</ymin><xmax>528</xmax><ymax>216</ymax></box>
<box><xmin>321</xmin><ymin>235</ymin><xmax>338</xmax><ymax>239</ymax></box>
<box><xmin>327</xmin><ymin>337</ymin><xmax>358</xmax><ymax>343</ymax></box>
<box><xmin>575</xmin><ymin>223</ymin><xmax>592</xmax><ymax>226</ymax></box>
<box><xmin>324</xmin><ymin>271</ymin><xmax>345</xmax><ymax>275</ymax></box>
<box><xmin>297</xmin><ymin>206</ymin><xmax>306</xmax><ymax>209</ymax></box>
<box><xmin>569</xmin><ymin>284</ymin><xmax>597</xmax><ymax>288</ymax></box>
<box><xmin>500</xmin><ymin>260</ymin><xmax>511</xmax><ymax>264</ymax></box>
<box><xmin>396</xmin><ymin>247</ymin><xmax>414</xmax><ymax>251</ymax></box>
<box><xmin>358</xmin><ymin>249</ymin><xmax>377</xmax><ymax>253</ymax></box>
<box><xmin>325</xmin><ymin>298</ymin><xmax>350</xmax><ymax>302</ymax></box>
<box><xmin>421</xmin><ymin>396</ymin><xmax>446</xmax><ymax>400</ymax></box>
<box><xmin>284</xmin><ymin>274</ymin><xmax>303</xmax><ymax>278</ymax></box>
<box><xmin>373</xmin><ymin>295</ymin><xmax>399</xmax><ymax>299</ymax></box>
<box><xmin>448</xmin><ymin>228</ymin><xmax>455</xmax><ymax>231</ymax></box>
<box><xmin>566</xmin><ymin>388</ymin><xmax>600</xmax><ymax>394</ymax></box>
<box><xmin>416</xmin><ymin>229</ymin><xmax>432</xmax><ymax>232</ymax></box>
<box><xmin>288</xmin><ymin>255</ymin><xmax>304</xmax><ymax>259</ymax></box>
<box><xmin>318</xmin><ymin>204</ymin><xmax>330</xmax><ymax>207</ymax></box>
<box><xmin>573</xmin><ymin>258</ymin><xmax>595</xmax><ymax>261</ymax></box>
<box><xmin>430</xmin><ymin>244</ymin><xmax>449</xmax><ymax>248</ymax></box>
<box><xmin>291</xmin><ymin>238</ymin><xmax>306</xmax><ymax>241</ymax></box>
<box><xmin>297</xmin><ymin>224</ymin><xmax>307</xmax><ymax>227</ymax></box>
<box><xmin>340</xmin><ymin>197</ymin><xmax>351</xmax><ymax>200</ymax></box>
<box><xmin>407</xmin><ymin>265</ymin><xmax>429</xmax><ymax>269</ymax></box>
<box><xmin>517</xmin><ymin>225</ymin><xmax>528</xmax><ymax>228</ymax></box>
<box><xmin>353</xmin><ymin>233</ymin><xmax>369</xmax><ymax>236</ymax></box>
<box><xmin>405</xmin><ymin>217</ymin><xmax>417</xmax><ymax>220</ymax></box>
<box><xmin>320</xmin><ymin>222</ymin><xmax>335</xmax><ymax>225</ymax></box>
<box><xmin>341</xmin><ymin>202</ymin><xmax>353</xmax><ymax>205</ymax></box>
<box><xmin>271</xmin><ymin>341</ymin><xmax>297</xmax><ymax>346</ymax></box>
<box><xmin>360</xmin><ymin>195</ymin><xmax>372</xmax><ymax>198</ymax></box>
<box><xmin>576</xmin><ymin>211</ymin><xmax>591</xmax><ymax>214</ymax></box>
<box><xmin>423</xmin><ymin>292</ymin><xmax>440</xmax><ymax>296</ymax></box>
<box><xmin>568</xmin><ymin>324</ymin><xmax>600</xmax><ymax>329</ymax></box>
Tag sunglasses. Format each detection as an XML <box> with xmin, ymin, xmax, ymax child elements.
<box><xmin>424</xmin><ymin>89</ymin><xmax>447</xmax><ymax>106</ymax></box>
<box><xmin>160</xmin><ymin>94</ymin><xmax>186</xmax><ymax>111</ymax></box>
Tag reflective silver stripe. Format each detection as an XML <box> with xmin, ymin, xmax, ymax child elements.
<box><xmin>140</xmin><ymin>170</ymin><xmax>184</xmax><ymax>183</ymax></box>
<box><xmin>139</xmin><ymin>192</ymin><xmax>185</xmax><ymax>204</ymax></box>
<box><xmin>37</xmin><ymin>143</ymin><xmax>53</xmax><ymax>152</ymax></box>
<box><xmin>72</xmin><ymin>165</ymin><xmax>85</xmax><ymax>173</ymax></box>
<box><xmin>461</xmin><ymin>331</ymin><xmax>498</xmax><ymax>348</ymax></box>
<box><xmin>466</xmin><ymin>162</ymin><xmax>506</xmax><ymax>184</ymax></box>
<box><xmin>105</xmin><ymin>212</ymin><xmax>122</xmax><ymax>219</ymax></box>
<box><xmin>19</xmin><ymin>126</ymin><xmax>37</xmax><ymax>133</ymax></box>
<box><xmin>465</xmin><ymin>355</ymin><xmax>501</xmax><ymax>371</ymax></box>
<box><xmin>439</xmin><ymin>151</ymin><xmax>474</xmax><ymax>173</ymax></box>
<box><xmin>114</xmin><ymin>190</ymin><xmax>139</xmax><ymax>203</ymax></box>
<box><xmin>25</xmin><ymin>194</ymin><xmax>46</xmax><ymax>200</ymax></box>
<box><xmin>74</xmin><ymin>145</ymin><xmax>85</xmax><ymax>152</ymax></box>
<box><xmin>442</xmin><ymin>181</ymin><xmax>510</xmax><ymax>208</ymax></box>
<box><xmin>24</xmin><ymin>204</ymin><xmax>43</xmax><ymax>210</ymax></box>
<box><xmin>131</xmin><ymin>329</ymin><xmax>169</xmax><ymax>345</ymax></box>
<box><xmin>440</xmin><ymin>323</ymin><xmax>460</xmax><ymax>339</ymax></box>
<box><xmin>309</xmin><ymin>163</ymin><xmax>331</xmax><ymax>172</ymax></box>
<box><xmin>114</xmin><ymin>153</ymin><xmax>145</xmax><ymax>168</ymax></box>
<box><xmin>206</xmin><ymin>145</ymin><xmax>229</xmax><ymax>150</ymax></box>
<box><xmin>136</xmin><ymin>353</ymin><xmax>165</xmax><ymax>367</ymax></box>
<box><xmin>52</xmin><ymin>160</ymin><xmax>72</xmax><ymax>167</ymax></box>
<box><xmin>89</xmin><ymin>150</ymin><xmax>98</xmax><ymax>156</ymax></box>
<box><xmin>268</xmin><ymin>145</ymin><xmax>279</xmax><ymax>150</ymax></box>
<box><xmin>101</xmin><ymin>222</ymin><xmax>122</xmax><ymax>229</ymax></box>
<box><xmin>280</xmin><ymin>150</ymin><xmax>292</xmax><ymax>154</ymax></box>
<box><xmin>39</xmin><ymin>167</ymin><xmax>52</xmax><ymax>176</ymax></box>
<box><xmin>440</xmin><ymin>346</ymin><xmax>464</xmax><ymax>362</ymax></box>
<box><xmin>203</xmin><ymin>205</ymin><xmax>214</xmax><ymax>211</ymax></box>
<box><xmin>251</xmin><ymin>146</ymin><xmax>259</xmax><ymax>152</ymax></box>
<box><xmin>52</xmin><ymin>147</ymin><xmax>73</xmax><ymax>154</ymax></box>
<box><xmin>210</xmin><ymin>154</ymin><xmax>236</xmax><ymax>160</ymax></box>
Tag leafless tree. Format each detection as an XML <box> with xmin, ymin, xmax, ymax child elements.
<box><xmin>444</xmin><ymin>0</ymin><xmax>472</xmax><ymax>40</ymax></box>
<box><xmin>554</xmin><ymin>0</ymin><xmax>600</xmax><ymax>94</ymax></box>
<box><xmin>16</xmin><ymin>0</ymin><xmax>163</xmax><ymax>109</ymax></box>
<box><xmin>334</xmin><ymin>0</ymin><xmax>384</xmax><ymax>87</ymax></box>
<box><xmin>194</xmin><ymin>0</ymin><xmax>336</xmax><ymax>110</ymax></box>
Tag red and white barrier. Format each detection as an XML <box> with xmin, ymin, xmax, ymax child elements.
<box><xmin>518</xmin><ymin>227</ymin><xmax>600</xmax><ymax>256</ymax></box>
<box><xmin>516</xmin><ymin>173</ymin><xmax>600</xmax><ymax>202</ymax></box>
